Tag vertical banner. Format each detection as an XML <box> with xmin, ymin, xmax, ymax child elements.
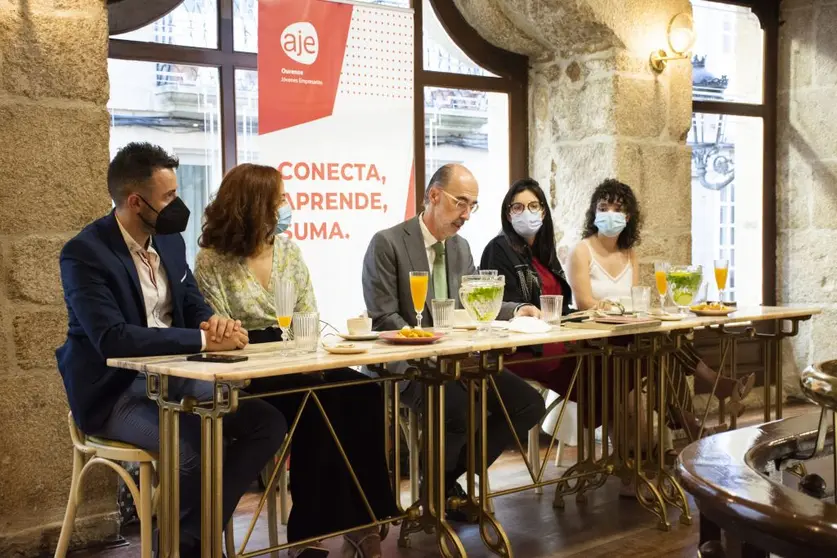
<box><xmin>259</xmin><ymin>0</ymin><xmax>414</xmax><ymax>329</ymax></box>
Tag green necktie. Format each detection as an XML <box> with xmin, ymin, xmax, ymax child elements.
<box><xmin>432</xmin><ymin>241</ymin><xmax>448</xmax><ymax>300</ymax></box>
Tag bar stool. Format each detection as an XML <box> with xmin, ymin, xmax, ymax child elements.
<box><xmin>55</xmin><ymin>412</ymin><xmax>156</xmax><ymax>558</ymax></box>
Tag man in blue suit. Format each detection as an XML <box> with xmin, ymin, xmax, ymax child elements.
<box><xmin>56</xmin><ymin>142</ymin><xmax>285</xmax><ymax>557</ymax></box>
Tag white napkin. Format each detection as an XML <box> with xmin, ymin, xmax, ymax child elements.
<box><xmin>504</xmin><ymin>316</ymin><xmax>552</xmax><ymax>334</ymax></box>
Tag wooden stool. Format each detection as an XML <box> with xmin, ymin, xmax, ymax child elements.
<box><xmin>55</xmin><ymin>412</ymin><xmax>156</xmax><ymax>558</ymax></box>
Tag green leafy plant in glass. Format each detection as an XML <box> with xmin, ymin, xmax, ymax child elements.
<box><xmin>665</xmin><ymin>265</ymin><xmax>703</xmax><ymax>313</ymax></box>
<box><xmin>459</xmin><ymin>275</ymin><xmax>505</xmax><ymax>335</ymax></box>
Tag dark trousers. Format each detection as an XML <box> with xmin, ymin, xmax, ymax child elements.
<box><xmin>400</xmin><ymin>367</ymin><xmax>545</xmax><ymax>488</ymax></box>
<box><xmin>248</xmin><ymin>329</ymin><xmax>398</xmax><ymax>542</ymax></box>
<box><xmin>94</xmin><ymin>375</ymin><xmax>285</xmax><ymax>553</ymax></box>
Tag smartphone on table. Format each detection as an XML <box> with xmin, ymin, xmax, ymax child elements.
<box><xmin>186</xmin><ymin>354</ymin><xmax>249</xmax><ymax>363</ymax></box>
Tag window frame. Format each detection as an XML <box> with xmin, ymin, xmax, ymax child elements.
<box><xmin>108</xmin><ymin>0</ymin><xmax>529</xmax><ymax>215</ymax></box>
<box><xmin>691</xmin><ymin>0</ymin><xmax>779</xmax><ymax>306</ymax></box>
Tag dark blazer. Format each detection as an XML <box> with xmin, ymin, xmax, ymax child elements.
<box><xmin>362</xmin><ymin>216</ymin><xmax>518</xmax><ymax>332</ymax></box>
<box><xmin>480</xmin><ymin>233</ymin><xmax>573</xmax><ymax>316</ymax></box>
<box><xmin>56</xmin><ymin>212</ymin><xmax>214</xmax><ymax>433</ymax></box>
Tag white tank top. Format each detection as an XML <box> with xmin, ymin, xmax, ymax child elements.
<box><xmin>584</xmin><ymin>239</ymin><xmax>633</xmax><ymax>302</ymax></box>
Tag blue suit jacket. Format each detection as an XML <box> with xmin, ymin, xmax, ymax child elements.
<box><xmin>56</xmin><ymin>212</ymin><xmax>214</xmax><ymax>433</ymax></box>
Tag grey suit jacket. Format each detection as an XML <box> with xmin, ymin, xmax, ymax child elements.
<box><xmin>362</xmin><ymin>216</ymin><xmax>517</xmax><ymax>332</ymax></box>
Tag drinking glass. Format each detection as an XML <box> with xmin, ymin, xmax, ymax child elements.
<box><xmin>292</xmin><ymin>312</ymin><xmax>319</xmax><ymax>353</ymax></box>
<box><xmin>459</xmin><ymin>274</ymin><xmax>505</xmax><ymax>335</ymax></box>
<box><xmin>431</xmin><ymin>298</ymin><xmax>455</xmax><ymax>333</ymax></box>
<box><xmin>666</xmin><ymin>265</ymin><xmax>703</xmax><ymax>314</ymax></box>
<box><xmin>274</xmin><ymin>279</ymin><xmax>296</xmax><ymax>354</ymax></box>
<box><xmin>714</xmin><ymin>259</ymin><xmax>729</xmax><ymax>303</ymax></box>
<box><xmin>654</xmin><ymin>262</ymin><xmax>670</xmax><ymax>313</ymax></box>
<box><xmin>409</xmin><ymin>271</ymin><xmax>429</xmax><ymax>328</ymax></box>
<box><xmin>631</xmin><ymin>286</ymin><xmax>651</xmax><ymax>316</ymax></box>
<box><xmin>540</xmin><ymin>295</ymin><xmax>563</xmax><ymax>326</ymax></box>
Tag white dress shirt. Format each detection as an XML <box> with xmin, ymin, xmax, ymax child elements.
<box><xmin>418</xmin><ymin>213</ymin><xmax>443</xmax><ymax>270</ymax></box>
<box><xmin>116</xmin><ymin>216</ymin><xmax>206</xmax><ymax>349</ymax></box>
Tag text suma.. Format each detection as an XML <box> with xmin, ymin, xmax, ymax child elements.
<box><xmin>285</xmin><ymin>222</ymin><xmax>347</xmax><ymax>240</ymax></box>
<box><xmin>278</xmin><ymin>162</ymin><xmax>381</xmax><ymax>182</ymax></box>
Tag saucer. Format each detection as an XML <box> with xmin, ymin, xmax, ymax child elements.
<box><xmin>338</xmin><ymin>332</ymin><xmax>380</xmax><ymax>341</ymax></box>
<box><xmin>323</xmin><ymin>342</ymin><xmax>368</xmax><ymax>355</ymax></box>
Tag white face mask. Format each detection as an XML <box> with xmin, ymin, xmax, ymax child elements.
<box><xmin>511</xmin><ymin>209</ymin><xmax>543</xmax><ymax>238</ymax></box>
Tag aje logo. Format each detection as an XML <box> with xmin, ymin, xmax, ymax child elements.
<box><xmin>281</xmin><ymin>22</ymin><xmax>319</xmax><ymax>65</ymax></box>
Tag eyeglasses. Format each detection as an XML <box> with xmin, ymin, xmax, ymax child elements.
<box><xmin>509</xmin><ymin>201</ymin><xmax>543</xmax><ymax>215</ymax></box>
<box><xmin>440</xmin><ymin>189</ymin><xmax>479</xmax><ymax>214</ymax></box>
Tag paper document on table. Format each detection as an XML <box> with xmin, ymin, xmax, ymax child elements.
<box><xmin>503</xmin><ymin>316</ymin><xmax>551</xmax><ymax>334</ymax></box>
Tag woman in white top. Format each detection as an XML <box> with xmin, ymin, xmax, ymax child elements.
<box><xmin>568</xmin><ymin>179</ymin><xmax>753</xmax><ymax>440</ymax></box>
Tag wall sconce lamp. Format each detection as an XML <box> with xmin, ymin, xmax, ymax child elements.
<box><xmin>650</xmin><ymin>13</ymin><xmax>696</xmax><ymax>73</ymax></box>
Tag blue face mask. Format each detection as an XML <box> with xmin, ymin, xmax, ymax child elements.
<box><xmin>594</xmin><ymin>211</ymin><xmax>627</xmax><ymax>238</ymax></box>
<box><xmin>511</xmin><ymin>210</ymin><xmax>543</xmax><ymax>239</ymax></box>
<box><xmin>276</xmin><ymin>204</ymin><xmax>292</xmax><ymax>235</ymax></box>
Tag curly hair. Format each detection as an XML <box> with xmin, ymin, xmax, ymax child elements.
<box><xmin>582</xmin><ymin>178</ymin><xmax>642</xmax><ymax>250</ymax></box>
<box><xmin>199</xmin><ymin>164</ymin><xmax>283</xmax><ymax>258</ymax></box>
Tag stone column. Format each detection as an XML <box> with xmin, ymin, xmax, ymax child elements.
<box><xmin>0</xmin><ymin>0</ymin><xmax>117</xmax><ymax>553</ymax></box>
<box><xmin>777</xmin><ymin>0</ymin><xmax>837</xmax><ymax>397</ymax></box>
<box><xmin>454</xmin><ymin>0</ymin><xmax>693</xmax><ymax>285</ymax></box>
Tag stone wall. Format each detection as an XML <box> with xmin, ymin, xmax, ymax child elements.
<box><xmin>454</xmin><ymin>0</ymin><xmax>693</xmax><ymax>286</ymax></box>
<box><xmin>777</xmin><ymin>0</ymin><xmax>837</xmax><ymax>396</ymax></box>
<box><xmin>0</xmin><ymin>0</ymin><xmax>117</xmax><ymax>554</ymax></box>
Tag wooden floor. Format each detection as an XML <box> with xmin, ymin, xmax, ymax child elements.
<box><xmin>70</xmin><ymin>404</ymin><xmax>816</xmax><ymax>558</ymax></box>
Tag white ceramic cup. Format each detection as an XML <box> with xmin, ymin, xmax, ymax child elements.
<box><xmin>347</xmin><ymin>317</ymin><xmax>372</xmax><ymax>335</ymax></box>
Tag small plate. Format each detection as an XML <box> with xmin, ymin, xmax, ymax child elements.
<box><xmin>379</xmin><ymin>331</ymin><xmax>444</xmax><ymax>345</ymax></box>
<box><xmin>323</xmin><ymin>342</ymin><xmax>368</xmax><ymax>355</ymax></box>
<box><xmin>691</xmin><ymin>308</ymin><xmax>735</xmax><ymax>317</ymax></box>
<box><xmin>338</xmin><ymin>332</ymin><xmax>380</xmax><ymax>341</ymax></box>
<box><xmin>656</xmin><ymin>313</ymin><xmax>687</xmax><ymax>321</ymax></box>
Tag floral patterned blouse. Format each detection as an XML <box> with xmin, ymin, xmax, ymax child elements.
<box><xmin>193</xmin><ymin>236</ymin><xmax>317</xmax><ymax>331</ymax></box>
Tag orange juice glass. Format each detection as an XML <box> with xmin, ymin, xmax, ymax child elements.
<box><xmin>655</xmin><ymin>270</ymin><xmax>668</xmax><ymax>297</ymax></box>
<box><xmin>409</xmin><ymin>271</ymin><xmax>429</xmax><ymax>328</ymax></box>
<box><xmin>714</xmin><ymin>259</ymin><xmax>729</xmax><ymax>302</ymax></box>
<box><xmin>653</xmin><ymin>262</ymin><xmax>670</xmax><ymax>313</ymax></box>
<box><xmin>274</xmin><ymin>279</ymin><xmax>296</xmax><ymax>354</ymax></box>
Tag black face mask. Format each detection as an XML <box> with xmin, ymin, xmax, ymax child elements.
<box><xmin>138</xmin><ymin>195</ymin><xmax>191</xmax><ymax>235</ymax></box>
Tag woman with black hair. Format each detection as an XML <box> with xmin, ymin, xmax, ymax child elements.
<box><xmin>480</xmin><ymin>179</ymin><xmax>598</xmax><ymax>422</ymax></box>
<box><xmin>568</xmin><ymin>178</ymin><xmax>754</xmax><ymax>438</ymax></box>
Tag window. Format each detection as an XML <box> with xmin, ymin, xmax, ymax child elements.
<box><xmin>107</xmin><ymin>59</ymin><xmax>222</xmax><ymax>266</ymax></box>
<box><xmin>108</xmin><ymin>0</ymin><xmax>529</xmax><ymax>320</ymax></box>
<box><xmin>689</xmin><ymin>1</ymin><xmax>770</xmax><ymax>306</ymax></box>
<box><xmin>112</xmin><ymin>0</ymin><xmax>218</xmax><ymax>48</ymax></box>
<box><xmin>425</xmin><ymin>87</ymin><xmax>509</xmax><ymax>257</ymax></box>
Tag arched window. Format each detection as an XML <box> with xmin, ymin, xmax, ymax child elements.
<box><xmin>107</xmin><ymin>0</ymin><xmax>529</xmax><ymax>264</ymax></box>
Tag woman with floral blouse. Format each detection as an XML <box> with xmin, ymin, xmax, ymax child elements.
<box><xmin>194</xmin><ymin>164</ymin><xmax>395</xmax><ymax>558</ymax></box>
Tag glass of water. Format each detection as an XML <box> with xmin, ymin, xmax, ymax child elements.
<box><xmin>631</xmin><ymin>286</ymin><xmax>651</xmax><ymax>316</ymax></box>
<box><xmin>292</xmin><ymin>312</ymin><xmax>319</xmax><ymax>353</ymax></box>
<box><xmin>540</xmin><ymin>295</ymin><xmax>563</xmax><ymax>325</ymax></box>
<box><xmin>431</xmin><ymin>298</ymin><xmax>455</xmax><ymax>334</ymax></box>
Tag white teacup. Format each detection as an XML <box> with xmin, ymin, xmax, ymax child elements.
<box><xmin>347</xmin><ymin>317</ymin><xmax>372</xmax><ymax>335</ymax></box>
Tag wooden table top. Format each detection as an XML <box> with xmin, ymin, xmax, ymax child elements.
<box><xmin>106</xmin><ymin>306</ymin><xmax>820</xmax><ymax>382</ymax></box>
<box><xmin>677</xmin><ymin>411</ymin><xmax>837</xmax><ymax>553</ymax></box>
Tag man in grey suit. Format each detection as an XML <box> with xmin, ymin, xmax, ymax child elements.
<box><xmin>362</xmin><ymin>163</ymin><xmax>545</xmax><ymax>519</ymax></box>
